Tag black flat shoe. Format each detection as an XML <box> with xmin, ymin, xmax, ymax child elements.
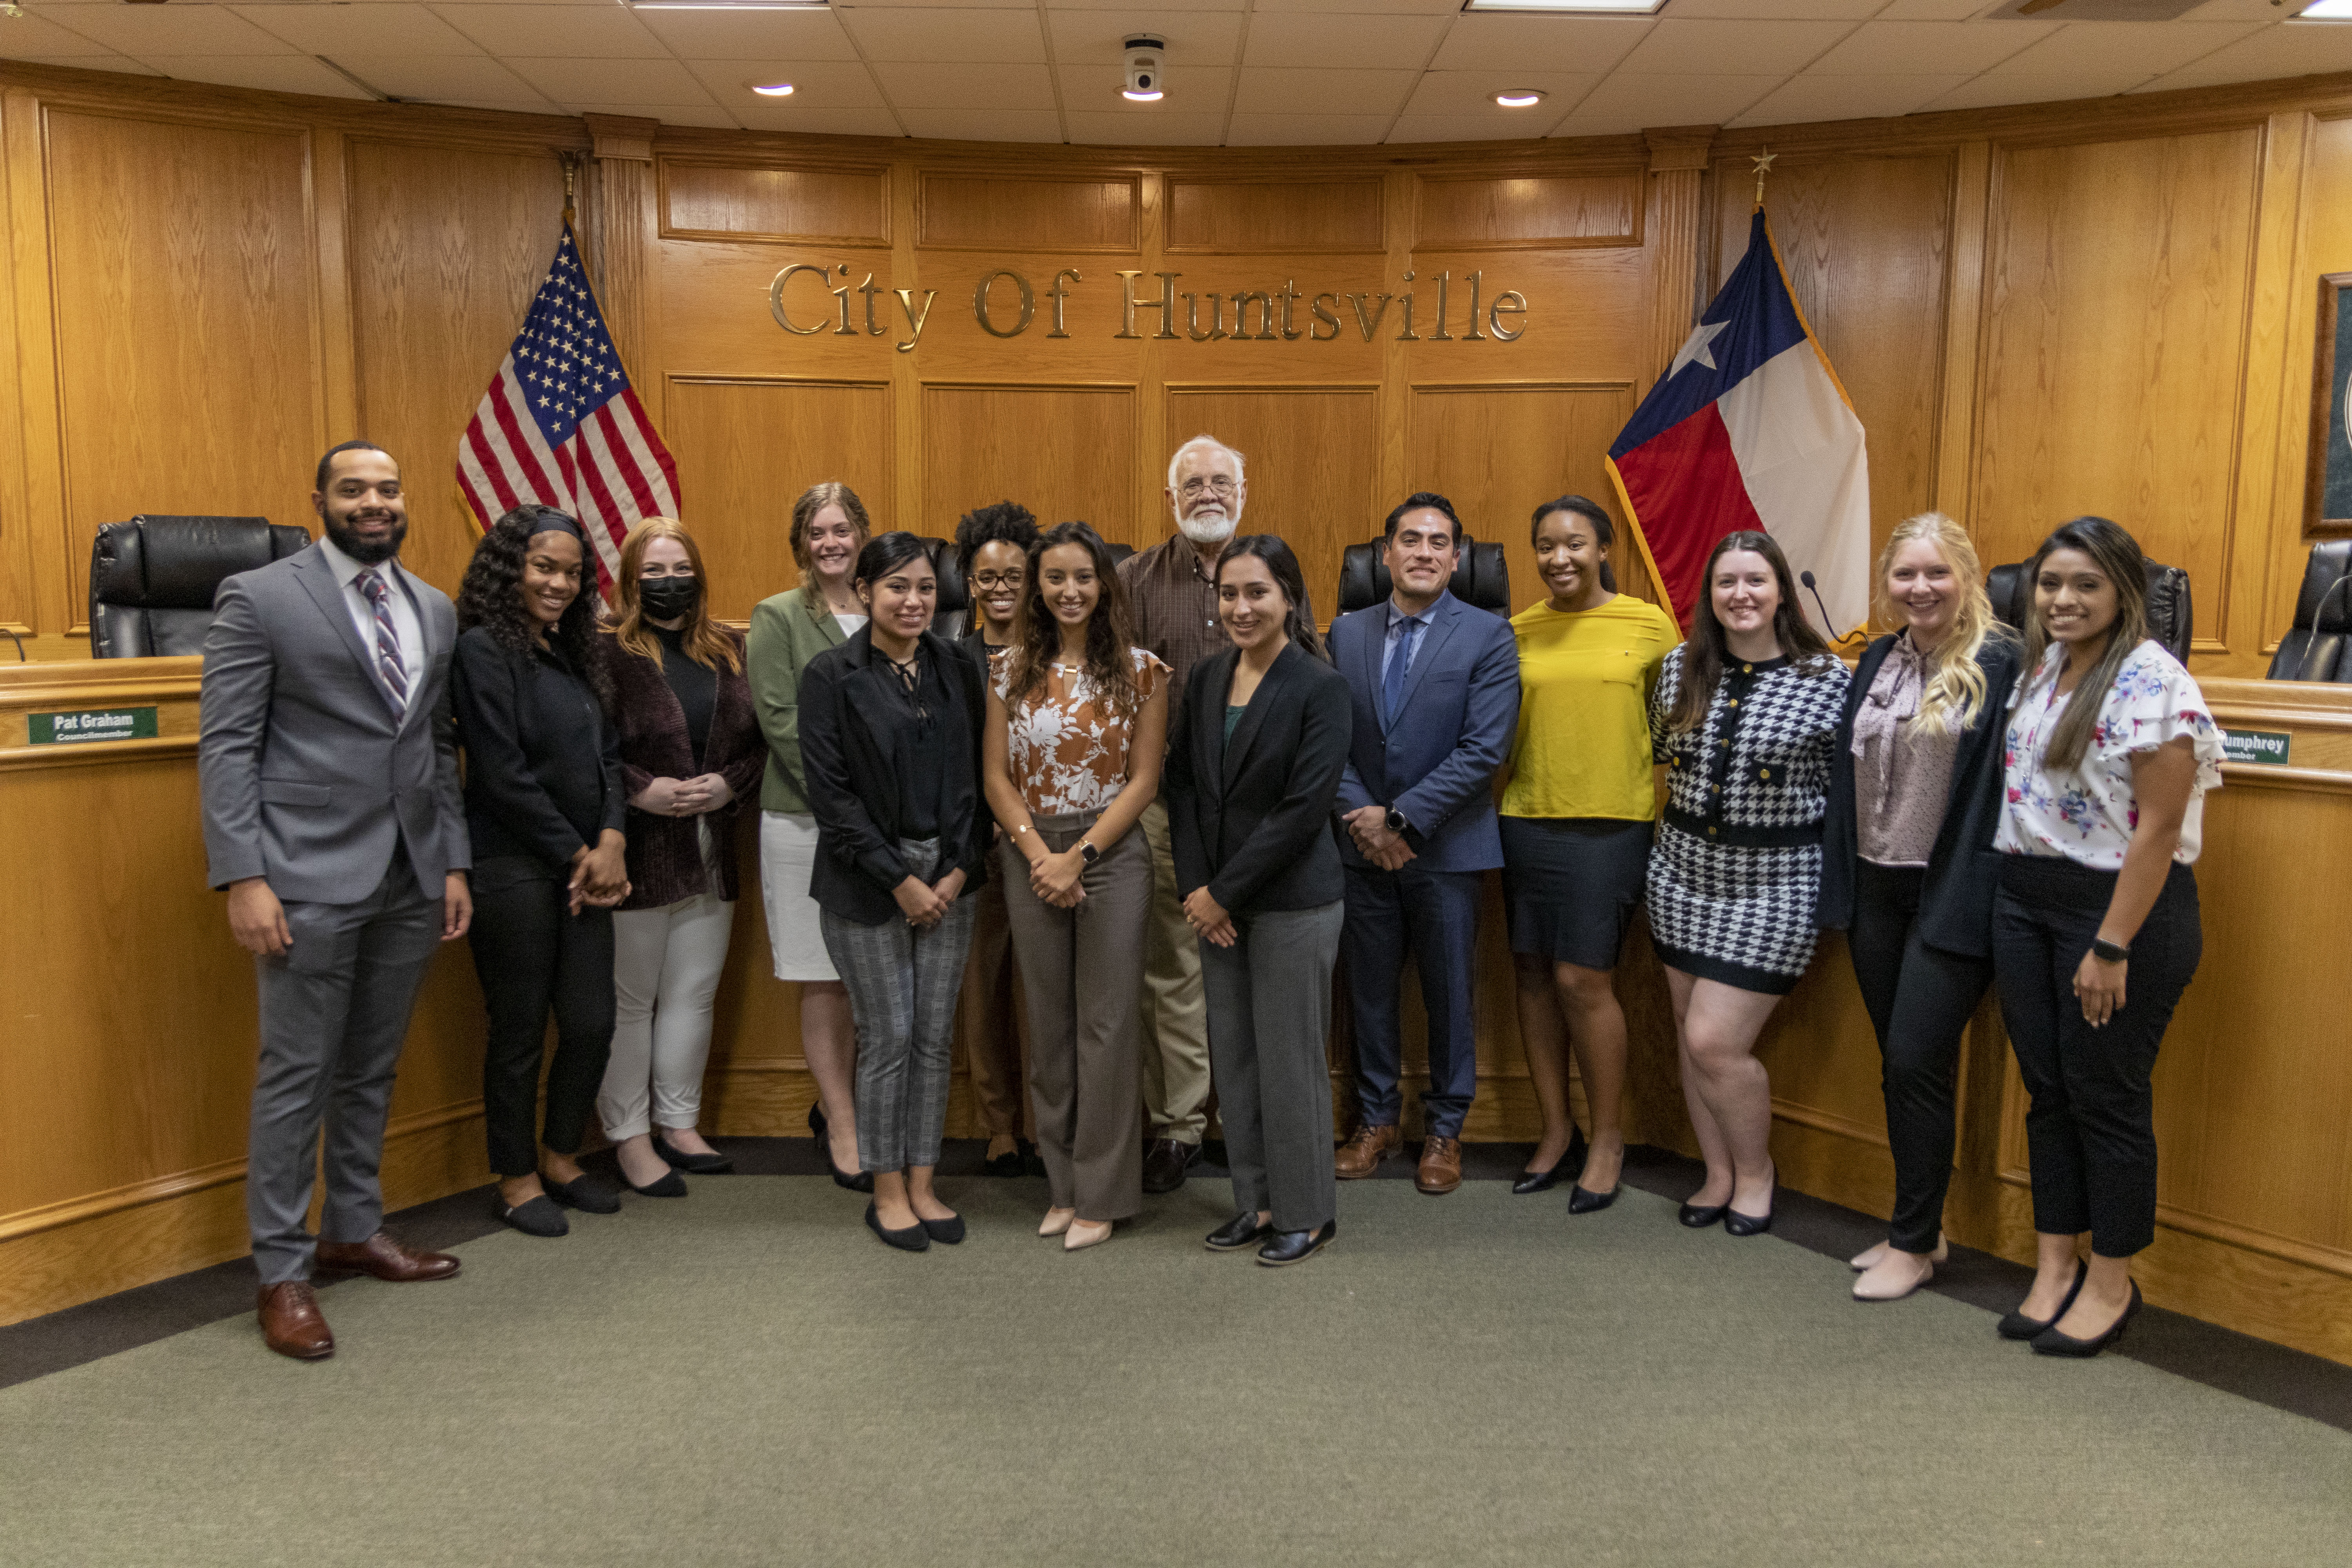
<box><xmin>1258</xmin><ymin>1219</ymin><xmax>1337</xmax><ymax>1267</ymax></box>
<box><xmin>980</xmin><ymin>1145</ymin><xmax>1025</xmax><ymax>1178</ymax></box>
<box><xmin>1511</xmin><ymin>1127</ymin><xmax>1588</xmax><ymax>1196</ymax></box>
<box><xmin>919</xmin><ymin>1213</ymin><xmax>966</xmax><ymax>1244</ymax></box>
<box><xmin>1723</xmin><ymin>1204</ymin><xmax>1774</xmax><ymax>1237</ymax></box>
<box><xmin>1568</xmin><ymin>1183</ymin><xmax>1620</xmax><ymax>1215</ymax></box>
<box><xmin>1679</xmin><ymin>1202</ymin><xmax>1728</xmax><ymax>1228</ymax></box>
<box><xmin>2032</xmin><ymin>1280</ymin><xmax>2141</xmax><ymax>1358</ymax></box>
<box><xmin>865</xmin><ymin>1202</ymin><xmax>930</xmax><ymax>1252</ymax></box>
<box><xmin>542</xmin><ymin>1172</ymin><xmax>622</xmax><ymax>1214</ymax></box>
<box><xmin>625</xmin><ymin>1169</ymin><xmax>689</xmax><ymax>1198</ymax></box>
<box><xmin>655</xmin><ymin>1137</ymin><xmax>733</xmax><ymax>1174</ymax></box>
<box><xmin>809</xmin><ymin>1103</ymin><xmax>875</xmax><ymax>1193</ymax></box>
<box><xmin>1205</xmin><ymin>1212</ymin><xmax>1273</xmax><ymax>1252</ymax></box>
<box><xmin>493</xmin><ymin>1194</ymin><xmax>568</xmax><ymax>1237</ymax></box>
<box><xmin>1998</xmin><ymin>1261</ymin><xmax>2090</xmax><ymax>1340</ymax></box>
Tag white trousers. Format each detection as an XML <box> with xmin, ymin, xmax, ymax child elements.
<box><xmin>599</xmin><ymin>891</ymin><xmax>735</xmax><ymax>1140</ymax></box>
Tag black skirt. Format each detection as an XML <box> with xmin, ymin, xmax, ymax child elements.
<box><xmin>1499</xmin><ymin>815</ymin><xmax>1654</xmax><ymax>970</ymax></box>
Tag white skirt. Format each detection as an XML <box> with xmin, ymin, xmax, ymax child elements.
<box><xmin>759</xmin><ymin>811</ymin><xmax>840</xmax><ymax>983</ymax></box>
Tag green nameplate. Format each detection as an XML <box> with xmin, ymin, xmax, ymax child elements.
<box><xmin>2219</xmin><ymin>728</ymin><xmax>2290</xmax><ymax>767</ymax></box>
<box><xmin>27</xmin><ymin>707</ymin><xmax>158</xmax><ymax>746</ymax></box>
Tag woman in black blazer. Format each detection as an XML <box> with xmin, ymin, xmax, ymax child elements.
<box><xmin>1164</xmin><ymin>534</ymin><xmax>1352</xmax><ymax>1267</ymax></box>
<box><xmin>1818</xmin><ymin>512</ymin><xmax>2022</xmax><ymax>1302</ymax></box>
<box><xmin>798</xmin><ymin>532</ymin><xmax>992</xmax><ymax>1252</ymax></box>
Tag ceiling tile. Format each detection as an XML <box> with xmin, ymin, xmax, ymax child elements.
<box><xmin>1047</xmin><ymin>0</ymin><xmax>1243</xmax><ymax>13</ymax></box>
<box><xmin>1804</xmin><ymin>19</ymin><xmax>2052</xmax><ymax>74</ymax></box>
<box><xmin>1047</xmin><ymin>11</ymin><xmax>1246</xmax><ymax>64</ymax></box>
<box><xmin>1243</xmin><ymin>13</ymin><xmax>1449</xmax><ymax>69</ymax></box>
<box><xmin>563</xmin><ymin>100</ymin><xmax>740</xmax><ymax>129</ymax></box>
<box><xmin>631</xmin><ymin>9</ymin><xmax>863</xmax><ymax>62</ymax></box>
<box><xmin>1983</xmin><ymin>20</ymin><xmax>2258</xmax><ymax>76</ymax></box>
<box><xmin>1729</xmin><ymin>73</ymin><xmax>1968</xmax><ymax>126</ymax></box>
<box><xmin>900</xmin><ymin>107</ymin><xmax>1064</xmax><ymax>140</ymax></box>
<box><xmin>1252</xmin><ymin>0</ymin><xmax>1461</xmax><ymax>12</ymax></box>
<box><xmin>1064</xmin><ymin>108</ymin><xmax>1226</xmax><ymax>142</ymax></box>
<box><xmin>231</xmin><ymin>5</ymin><xmax>486</xmax><ymax>55</ymax></box>
<box><xmin>2141</xmin><ymin>24</ymin><xmax>2352</xmax><ymax>90</ymax></box>
<box><xmin>1401</xmin><ymin>69</ymin><xmax>1595</xmax><ymax>116</ymax></box>
<box><xmin>1668</xmin><ymin>0</ymin><xmax>1886</xmax><ymax>15</ymax></box>
<box><xmin>1056</xmin><ymin>62</ymin><xmax>1233</xmax><ymax>105</ymax></box>
<box><xmin>1428</xmin><ymin>16</ymin><xmax>1652</xmax><ymax>73</ymax></box>
<box><xmin>1224</xmin><ymin>111</ymin><xmax>1390</xmax><ymax>144</ymax></box>
<box><xmin>0</xmin><ymin>13</ymin><xmax>118</xmax><ymax>56</ymax></box>
<box><xmin>870</xmin><ymin>60</ymin><xmax>1057</xmax><ymax>108</ymax></box>
<box><xmin>839</xmin><ymin>7</ymin><xmax>1047</xmax><ymax>62</ymax></box>
<box><xmin>46</xmin><ymin>6</ymin><xmax>298</xmax><ymax>54</ymax></box>
<box><xmin>1386</xmin><ymin>112</ymin><xmax>1551</xmax><ymax>143</ymax></box>
<box><xmin>1920</xmin><ymin>70</ymin><xmax>2148</xmax><ymax>111</ymax></box>
<box><xmin>413</xmin><ymin>0</ymin><xmax>616</xmax><ymax>7</ymax></box>
<box><xmin>733</xmin><ymin>100</ymin><xmax>905</xmax><ymax>135</ymax></box>
<box><xmin>1231</xmin><ymin>65</ymin><xmax>1416</xmax><ymax>114</ymax></box>
<box><xmin>138</xmin><ymin>54</ymin><xmax>374</xmax><ymax>96</ymax></box>
<box><xmin>2181</xmin><ymin>0</ymin><xmax>2296</xmax><ymax>18</ymax></box>
<box><xmin>682</xmin><ymin>58</ymin><xmax>889</xmax><ymax>109</ymax></box>
<box><xmin>834</xmin><ymin>0</ymin><xmax>1035</xmax><ymax>9</ymax></box>
<box><xmin>1614</xmin><ymin>18</ymin><xmax>1860</xmax><ymax>75</ymax></box>
<box><xmin>1552</xmin><ymin>71</ymin><xmax>1780</xmax><ymax>132</ymax></box>
<box><xmin>429</xmin><ymin>4</ymin><xmax>669</xmax><ymax>59</ymax></box>
<box><xmin>329</xmin><ymin>54</ymin><xmax>552</xmax><ymax>101</ymax></box>
<box><xmin>1875</xmin><ymin>0</ymin><xmax>1995</xmax><ymax>16</ymax></box>
<box><xmin>503</xmin><ymin>56</ymin><xmax>716</xmax><ymax>104</ymax></box>
<box><xmin>2</xmin><ymin>54</ymin><xmax>164</xmax><ymax>76</ymax></box>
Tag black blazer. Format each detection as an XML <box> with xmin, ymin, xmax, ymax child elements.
<box><xmin>1165</xmin><ymin>641</ymin><xmax>1351</xmax><ymax>915</ymax></box>
<box><xmin>452</xmin><ymin>627</ymin><xmax>626</xmax><ymax>875</ymax></box>
<box><xmin>799</xmin><ymin>624</ymin><xmax>990</xmax><ymax>927</ymax></box>
<box><xmin>1818</xmin><ymin>631</ymin><xmax>2022</xmax><ymax>958</ymax></box>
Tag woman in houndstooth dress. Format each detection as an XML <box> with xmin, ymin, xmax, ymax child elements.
<box><xmin>1646</xmin><ymin>530</ymin><xmax>1849</xmax><ymax>1236</ymax></box>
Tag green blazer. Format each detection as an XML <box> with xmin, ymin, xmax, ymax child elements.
<box><xmin>747</xmin><ymin>586</ymin><xmax>855</xmax><ymax>815</ymax></box>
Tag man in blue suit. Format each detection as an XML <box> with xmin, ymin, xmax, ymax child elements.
<box><xmin>1330</xmin><ymin>493</ymin><xmax>1521</xmax><ymax>1194</ymax></box>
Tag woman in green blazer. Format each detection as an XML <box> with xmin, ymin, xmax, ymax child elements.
<box><xmin>748</xmin><ymin>481</ymin><xmax>875</xmax><ymax>1191</ymax></box>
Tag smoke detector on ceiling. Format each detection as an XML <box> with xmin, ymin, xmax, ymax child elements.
<box><xmin>1123</xmin><ymin>37</ymin><xmax>1166</xmax><ymax>102</ymax></box>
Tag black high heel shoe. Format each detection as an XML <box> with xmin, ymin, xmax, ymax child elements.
<box><xmin>2032</xmin><ymin>1279</ymin><xmax>2141</xmax><ymax>1357</ymax></box>
<box><xmin>1998</xmin><ymin>1260</ymin><xmax>2089</xmax><ymax>1341</ymax></box>
<box><xmin>655</xmin><ymin>1134</ymin><xmax>733</xmax><ymax>1175</ymax></box>
<box><xmin>809</xmin><ymin>1103</ymin><xmax>875</xmax><ymax>1193</ymax></box>
<box><xmin>1512</xmin><ymin>1127</ymin><xmax>1588</xmax><ymax>1196</ymax></box>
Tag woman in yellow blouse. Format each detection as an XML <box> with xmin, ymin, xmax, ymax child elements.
<box><xmin>1499</xmin><ymin>495</ymin><xmax>1677</xmax><ymax>1209</ymax></box>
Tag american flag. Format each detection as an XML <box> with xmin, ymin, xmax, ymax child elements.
<box><xmin>456</xmin><ymin>223</ymin><xmax>679</xmax><ymax>590</ymax></box>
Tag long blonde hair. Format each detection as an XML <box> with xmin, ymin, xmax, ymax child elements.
<box><xmin>613</xmin><ymin>517</ymin><xmax>741</xmax><ymax>673</ymax></box>
<box><xmin>1872</xmin><ymin>512</ymin><xmax>2006</xmax><ymax>732</ymax></box>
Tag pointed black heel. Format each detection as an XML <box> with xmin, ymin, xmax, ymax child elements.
<box><xmin>1998</xmin><ymin>1260</ymin><xmax>2089</xmax><ymax>1340</ymax></box>
<box><xmin>2032</xmin><ymin>1279</ymin><xmax>2141</xmax><ymax>1358</ymax></box>
<box><xmin>810</xmin><ymin>1103</ymin><xmax>875</xmax><ymax>1193</ymax></box>
<box><xmin>1512</xmin><ymin>1127</ymin><xmax>1588</xmax><ymax>1196</ymax></box>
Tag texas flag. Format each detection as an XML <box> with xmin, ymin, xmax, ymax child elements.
<box><xmin>1606</xmin><ymin>209</ymin><xmax>1871</xmax><ymax>639</ymax></box>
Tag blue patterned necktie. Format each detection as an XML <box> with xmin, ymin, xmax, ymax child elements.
<box><xmin>1383</xmin><ymin>613</ymin><xmax>1423</xmax><ymax>727</ymax></box>
<box><xmin>359</xmin><ymin>569</ymin><xmax>408</xmax><ymax>711</ymax></box>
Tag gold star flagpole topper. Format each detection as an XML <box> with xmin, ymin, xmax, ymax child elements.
<box><xmin>1752</xmin><ymin>147</ymin><xmax>1777</xmax><ymax>210</ymax></box>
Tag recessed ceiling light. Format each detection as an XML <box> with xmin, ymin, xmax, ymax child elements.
<box><xmin>2294</xmin><ymin>0</ymin><xmax>2352</xmax><ymax>18</ymax></box>
<box><xmin>750</xmin><ymin>82</ymin><xmax>796</xmax><ymax>96</ymax></box>
<box><xmin>1461</xmin><ymin>0</ymin><xmax>1663</xmax><ymax>13</ymax></box>
<box><xmin>1122</xmin><ymin>88</ymin><xmax>1164</xmax><ymax>102</ymax></box>
<box><xmin>1494</xmin><ymin>89</ymin><xmax>1546</xmax><ymax>107</ymax></box>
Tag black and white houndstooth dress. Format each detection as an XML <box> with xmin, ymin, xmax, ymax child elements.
<box><xmin>1646</xmin><ymin>646</ymin><xmax>1850</xmax><ymax>995</ymax></box>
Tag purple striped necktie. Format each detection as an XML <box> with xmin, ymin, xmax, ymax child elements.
<box><xmin>358</xmin><ymin>569</ymin><xmax>409</xmax><ymax>712</ymax></box>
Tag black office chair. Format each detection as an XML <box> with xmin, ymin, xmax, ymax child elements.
<box><xmin>2265</xmin><ymin>539</ymin><xmax>2352</xmax><ymax>681</ymax></box>
<box><xmin>919</xmin><ymin>536</ymin><xmax>972</xmax><ymax>641</ymax></box>
<box><xmin>1985</xmin><ymin>557</ymin><xmax>2193</xmax><ymax>665</ymax></box>
<box><xmin>89</xmin><ymin>515</ymin><xmax>312</xmax><ymax>659</ymax></box>
<box><xmin>1336</xmin><ymin>531</ymin><xmax>1512</xmax><ymax>617</ymax></box>
<box><xmin>1104</xmin><ymin>541</ymin><xmax>1135</xmax><ymax>571</ymax></box>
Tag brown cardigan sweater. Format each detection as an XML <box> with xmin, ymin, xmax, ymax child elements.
<box><xmin>598</xmin><ymin>626</ymin><xmax>766</xmax><ymax>909</ymax></box>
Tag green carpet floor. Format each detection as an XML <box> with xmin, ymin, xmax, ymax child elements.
<box><xmin>4</xmin><ymin>1178</ymin><xmax>2347</xmax><ymax>1567</ymax></box>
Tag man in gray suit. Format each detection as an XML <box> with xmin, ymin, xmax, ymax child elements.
<box><xmin>200</xmin><ymin>440</ymin><xmax>473</xmax><ymax>1360</ymax></box>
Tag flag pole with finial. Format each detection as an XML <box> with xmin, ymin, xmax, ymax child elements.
<box><xmin>1752</xmin><ymin>146</ymin><xmax>1775</xmax><ymax>211</ymax></box>
<box><xmin>559</xmin><ymin>151</ymin><xmax>581</xmax><ymax>227</ymax></box>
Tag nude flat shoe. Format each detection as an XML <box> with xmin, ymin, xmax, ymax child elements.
<box><xmin>1850</xmin><ymin>1234</ymin><xmax>1949</xmax><ymax>1271</ymax></box>
<box><xmin>1038</xmin><ymin>1208</ymin><xmax>1076</xmax><ymax>1238</ymax></box>
<box><xmin>1853</xmin><ymin>1251</ymin><xmax>1936</xmax><ymax>1302</ymax></box>
<box><xmin>1063</xmin><ymin>1220</ymin><xmax>1113</xmax><ymax>1252</ymax></box>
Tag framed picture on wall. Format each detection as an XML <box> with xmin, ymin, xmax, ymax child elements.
<box><xmin>2307</xmin><ymin>272</ymin><xmax>2352</xmax><ymax>537</ymax></box>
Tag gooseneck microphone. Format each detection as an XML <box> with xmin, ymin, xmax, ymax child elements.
<box><xmin>1798</xmin><ymin>569</ymin><xmax>1837</xmax><ymax>635</ymax></box>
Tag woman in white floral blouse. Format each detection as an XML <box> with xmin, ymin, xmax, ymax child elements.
<box><xmin>982</xmin><ymin>521</ymin><xmax>1170</xmax><ymax>1250</ymax></box>
<box><xmin>1991</xmin><ymin>515</ymin><xmax>2222</xmax><ymax>1358</ymax></box>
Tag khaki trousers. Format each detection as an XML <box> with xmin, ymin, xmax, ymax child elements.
<box><xmin>956</xmin><ymin>861</ymin><xmax>1033</xmax><ymax>1143</ymax></box>
<box><xmin>1137</xmin><ymin>797</ymin><xmax>1212</xmax><ymax>1143</ymax></box>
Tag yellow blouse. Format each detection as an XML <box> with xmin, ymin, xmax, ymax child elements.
<box><xmin>1501</xmin><ymin>593</ymin><xmax>1679</xmax><ymax>822</ymax></box>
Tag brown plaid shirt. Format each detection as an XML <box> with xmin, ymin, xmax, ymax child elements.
<box><xmin>1117</xmin><ymin>533</ymin><xmax>1229</xmax><ymax>736</ymax></box>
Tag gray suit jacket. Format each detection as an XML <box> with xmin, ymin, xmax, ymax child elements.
<box><xmin>199</xmin><ymin>543</ymin><xmax>470</xmax><ymax>904</ymax></box>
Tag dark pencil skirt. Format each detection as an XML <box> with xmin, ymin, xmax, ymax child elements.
<box><xmin>1499</xmin><ymin>815</ymin><xmax>1655</xmax><ymax>971</ymax></box>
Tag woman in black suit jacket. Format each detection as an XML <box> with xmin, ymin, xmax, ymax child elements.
<box><xmin>1165</xmin><ymin>535</ymin><xmax>1352</xmax><ymax>1267</ymax></box>
<box><xmin>799</xmin><ymin>532</ymin><xmax>991</xmax><ymax>1252</ymax></box>
<box><xmin>1818</xmin><ymin>512</ymin><xmax>2022</xmax><ymax>1303</ymax></box>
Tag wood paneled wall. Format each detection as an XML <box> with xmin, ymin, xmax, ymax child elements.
<box><xmin>8</xmin><ymin>60</ymin><xmax>2352</xmax><ymax>1369</ymax></box>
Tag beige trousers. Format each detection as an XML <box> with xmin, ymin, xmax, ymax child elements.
<box><xmin>1137</xmin><ymin>797</ymin><xmax>1212</xmax><ymax>1142</ymax></box>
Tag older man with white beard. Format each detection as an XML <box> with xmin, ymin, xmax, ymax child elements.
<box><xmin>1117</xmin><ymin>433</ymin><xmax>1245</xmax><ymax>1192</ymax></box>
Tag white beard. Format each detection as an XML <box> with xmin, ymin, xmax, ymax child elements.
<box><xmin>1177</xmin><ymin>506</ymin><xmax>1239</xmax><ymax>546</ymax></box>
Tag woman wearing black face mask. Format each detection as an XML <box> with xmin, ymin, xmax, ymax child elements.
<box><xmin>594</xmin><ymin>518</ymin><xmax>766</xmax><ymax>1195</ymax></box>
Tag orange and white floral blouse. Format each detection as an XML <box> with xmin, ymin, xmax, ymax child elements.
<box><xmin>996</xmin><ymin>648</ymin><xmax>1169</xmax><ymax>817</ymax></box>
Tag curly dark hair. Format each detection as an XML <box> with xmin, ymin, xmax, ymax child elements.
<box><xmin>954</xmin><ymin>499</ymin><xmax>1039</xmax><ymax>577</ymax></box>
<box><xmin>1003</xmin><ymin>522</ymin><xmax>1146</xmax><ymax>721</ymax></box>
<box><xmin>457</xmin><ymin>505</ymin><xmax>614</xmax><ymax>711</ymax></box>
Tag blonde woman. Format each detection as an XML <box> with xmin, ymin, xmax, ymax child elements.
<box><xmin>1819</xmin><ymin>514</ymin><xmax>2021</xmax><ymax>1302</ymax></box>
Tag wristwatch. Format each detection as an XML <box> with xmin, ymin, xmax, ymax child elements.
<box><xmin>1384</xmin><ymin>808</ymin><xmax>1409</xmax><ymax>836</ymax></box>
<box><xmin>1079</xmin><ymin>840</ymin><xmax>1100</xmax><ymax>865</ymax></box>
<box><xmin>2090</xmin><ymin>936</ymin><xmax>2131</xmax><ymax>963</ymax></box>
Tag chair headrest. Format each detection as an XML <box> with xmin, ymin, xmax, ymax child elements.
<box><xmin>1984</xmin><ymin>556</ymin><xmax>2193</xmax><ymax>663</ymax></box>
<box><xmin>2294</xmin><ymin>539</ymin><xmax>2352</xmax><ymax>626</ymax></box>
<box><xmin>920</xmin><ymin>536</ymin><xmax>969</xmax><ymax>615</ymax></box>
<box><xmin>2315</xmin><ymin>574</ymin><xmax>2352</xmax><ymax>635</ymax></box>
<box><xmin>91</xmin><ymin>516</ymin><xmax>303</xmax><ymax>610</ymax></box>
<box><xmin>1336</xmin><ymin>534</ymin><xmax>1512</xmax><ymax>617</ymax></box>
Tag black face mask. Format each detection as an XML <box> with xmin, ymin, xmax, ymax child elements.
<box><xmin>637</xmin><ymin>576</ymin><xmax>701</xmax><ymax>621</ymax></box>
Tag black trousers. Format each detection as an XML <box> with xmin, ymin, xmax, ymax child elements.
<box><xmin>468</xmin><ymin>858</ymin><xmax>617</xmax><ymax>1178</ymax></box>
<box><xmin>1992</xmin><ymin>854</ymin><xmax>2201</xmax><ymax>1258</ymax></box>
<box><xmin>1847</xmin><ymin>860</ymin><xmax>1994</xmax><ymax>1254</ymax></box>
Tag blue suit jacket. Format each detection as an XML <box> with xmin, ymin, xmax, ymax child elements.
<box><xmin>1330</xmin><ymin>590</ymin><xmax>1521</xmax><ymax>874</ymax></box>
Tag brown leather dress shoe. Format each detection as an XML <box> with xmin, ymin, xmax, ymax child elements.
<box><xmin>315</xmin><ymin>1232</ymin><xmax>461</xmax><ymax>1283</ymax></box>
<box><xmin>1333</xmin><ymin>1123</ymin><xmax>1401</xmax><ymax>1179</ymax></box>
<box><xmin>1141</xmin><ymin>1138</ymin><xmax>1200</xmax><ymax>1194</ymax></box>
<box><xmin>257</xmin><ymin>1282</ymin><xmax>334</xmax><ymax>1360</ymax></box>
<box><xmin>1416</xmin><ymin>1135</ymin><xmax>1465</xmax><ymax>1195</ymax></box>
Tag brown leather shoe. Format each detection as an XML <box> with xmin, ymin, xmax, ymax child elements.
<box><xmin>1142</xmin><ymin>1138</ymin><xmax>1200</xmax><ymax>1194</ymax></box>
<box><xmin>257</xmin><ymin>1282</ymin><xmax>334</xmax><ymax>1360</ymax></box>
<box><xmin>315</xmin><ymin>1232</ymin><xmax>461</xmax><ymax>1283</ymax></box>
<box><xmin>1416</xmin><ymin>1135</ymin><xmax>1465</xmax><ymax>1195</ymax></box>
<box><xmin>1334</xmin><ymin>1123</ymin><xmax>1401</xmax><ymax>1179</ymax></box>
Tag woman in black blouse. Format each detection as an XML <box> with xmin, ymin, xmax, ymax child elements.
<box><xmin>454</xmin><ymin>505</ymin><xmax>630</xmax><ymax>1238</ymax></box>
<box><xmin>799</xmin><ymin>532</ymin><xmax>991</xmax><ymax>1251</ymax></box>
